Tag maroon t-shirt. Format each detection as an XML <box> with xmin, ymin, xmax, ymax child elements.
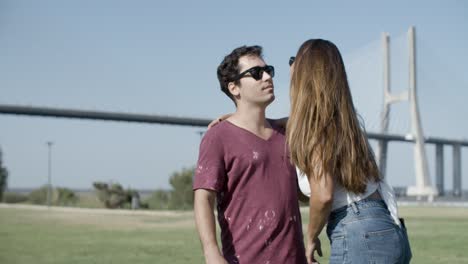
<box><xmin>193</xmin><ymin>121</ymin><xmax>307</xmax><ymax>264</ymax></box>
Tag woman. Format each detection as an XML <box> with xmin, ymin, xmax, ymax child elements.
<box><xmin>287</xmin><ymin>39</ymin><xmax>412</xmax><ymax>264</ymax></box>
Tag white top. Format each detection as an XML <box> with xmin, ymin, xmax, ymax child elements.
<box><xmin>296</xmin><ymin>167</ymin><xmax>401</xmax><ymax>226</ymax></box>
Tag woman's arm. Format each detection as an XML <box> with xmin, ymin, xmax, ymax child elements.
<box><xmin>271</xmin><ymin>117</ymin><xmax>288</xmax><ymax>129</ymax></box>
<box><xmin>305</xmin><ymin>171</ymin><xmax>334</xmax><ymax>263</ymax></box>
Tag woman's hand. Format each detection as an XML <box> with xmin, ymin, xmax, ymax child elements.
<box><xmin>208</xmin><ymin>113</ymin><xmax>233</xmax><ymax>129</ymax></box>
<box><xmin>306</xmin><ymin>237</ymin><xmax>322</xmax><ymax>264</ymax></box>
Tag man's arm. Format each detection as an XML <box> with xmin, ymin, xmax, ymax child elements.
<box><xmin>194</xmin><ymin>189</ymin><xmax>227</xmax><ymax>264</ymax></box>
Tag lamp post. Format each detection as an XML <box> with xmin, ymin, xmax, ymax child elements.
<box><xmin>46</xmin><ymin>141</ymin><xmax>53</xmax><ymax>207</ymax></box>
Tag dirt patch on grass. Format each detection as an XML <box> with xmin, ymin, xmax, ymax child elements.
<box><xmin>0</xmin><ymin>204</ymin><xmax>195</xmax><ymax>230</ymax></box>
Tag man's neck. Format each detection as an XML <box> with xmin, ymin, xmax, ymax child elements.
<box><xmin>229</xmin><ymin>104</ymin><xmax>271</xmax><ymax>133</ymax></box>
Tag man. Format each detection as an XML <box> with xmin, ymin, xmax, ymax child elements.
<box><xmin>193</xmin><ymin>45</ymin><xmax>307</xmax><ymax>264</ymax></box>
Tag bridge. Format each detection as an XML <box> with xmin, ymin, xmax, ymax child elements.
<box><xmin>0</xmin><ymin>102</ymin><xmax>466</xmax><ymax>198</ymax></box>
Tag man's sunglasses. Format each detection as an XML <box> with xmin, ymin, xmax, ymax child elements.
<box><xmin>232</xmin><ymin>65</ymin><xmax>275</xmax><ymax>81</ymax></box>
<box><xmin>289</xmin><ymin>56</ymin><xmax>296</xmax><ymax>66</ymax></box>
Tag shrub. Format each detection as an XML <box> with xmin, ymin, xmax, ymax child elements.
<box><xmin>28</xmin><ymin>186</ymin><xmax>49</xmax><ymax>204</ymax></box>
<box><xmin>145</xmin><ymin>189</ymin><xmax>171</xmax><ymax>210</ymax></box>
<box><xmin>56</xmin><ymin>187</ymin><xmax>78</xmax><ymax>206</ymax></box>
<box><xmin>3</xmin><ymin>192</ymin><xmax>28</xmax><ymax>203</ymax></box>
<box><xmin>93</xmin><ymin>181</ymin><xmax>138</xmax><ymax>209</ymax></box>
<box><xmin>28</xmin><ymin>186</ymin><xmax>78</xmax><ymax>206</ymax></box>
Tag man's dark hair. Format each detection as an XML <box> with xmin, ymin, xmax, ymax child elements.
<box><xmin>217</xmin><ymin>45</ymin><xmax>263</xmax><ymax>104</ymax></box>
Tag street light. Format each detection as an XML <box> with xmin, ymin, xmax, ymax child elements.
<box><xmin>46</xmin><ymin>141</ymin><xmax>53</xmax><ymax>207</ymax></box>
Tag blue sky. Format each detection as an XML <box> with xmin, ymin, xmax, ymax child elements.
<box><xmin>1</xmin><ymin>0</ymin><xmax>467</xmax><ymax>191</ymax></box>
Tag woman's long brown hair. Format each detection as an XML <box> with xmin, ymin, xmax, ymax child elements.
<box><xmin>287</xmin><ymin>39</ymin><xmax>380</xmax><ymax>194</ymax></box>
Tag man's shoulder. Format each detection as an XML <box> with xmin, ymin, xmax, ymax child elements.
<box><xmin>201</xmin><ymin>121</ymin><xmax>231</xmax><ymax>143</ymax></box>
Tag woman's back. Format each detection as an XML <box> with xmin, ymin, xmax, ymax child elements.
<box><xmin>289</xmin><ymin>39</ymin><xmax>412</xmax><ymax>263</ymax></box>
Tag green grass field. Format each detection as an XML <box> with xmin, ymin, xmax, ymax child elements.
<box><xmin>1</xmin><ymin>204</ymin><xmax>468</xmax><ymax>264</ymax></box>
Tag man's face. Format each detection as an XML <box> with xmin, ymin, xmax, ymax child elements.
<box><xmin>230</xmin><ymin>55</ymin><xmax>275</xmax><ymax>107</ymax></box>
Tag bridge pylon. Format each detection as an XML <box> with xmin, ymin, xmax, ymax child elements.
<box><xmin>376</xmin><ymin>26</ymin><xmax>438</xmax><ymax>200</ymax></box>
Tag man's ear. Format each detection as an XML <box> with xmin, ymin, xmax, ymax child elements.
<box><xmin>228</xmin><ymin>82</ymin><xmax>240</xmax><ymax>97</ymax></box>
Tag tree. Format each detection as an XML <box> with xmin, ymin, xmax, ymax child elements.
<box><xmin>0</xmin><ymin>148</ymin><xmax>8</xmax><ymax>202</ymax></box>
<box><xmin>168</xmin><ymin>167</ymin><xmax>194</xmax><ymax>210</ymax></box>
<box><xmin>146</xmin><ymin>167</ymin><xmax>195</xmax><ymax>210</ymax></box>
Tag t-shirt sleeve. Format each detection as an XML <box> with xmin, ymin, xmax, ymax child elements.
<box><xmin>193</xmin><ymin>130</ymin><xmax>226</xmax><ymax>192</ymax></box>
